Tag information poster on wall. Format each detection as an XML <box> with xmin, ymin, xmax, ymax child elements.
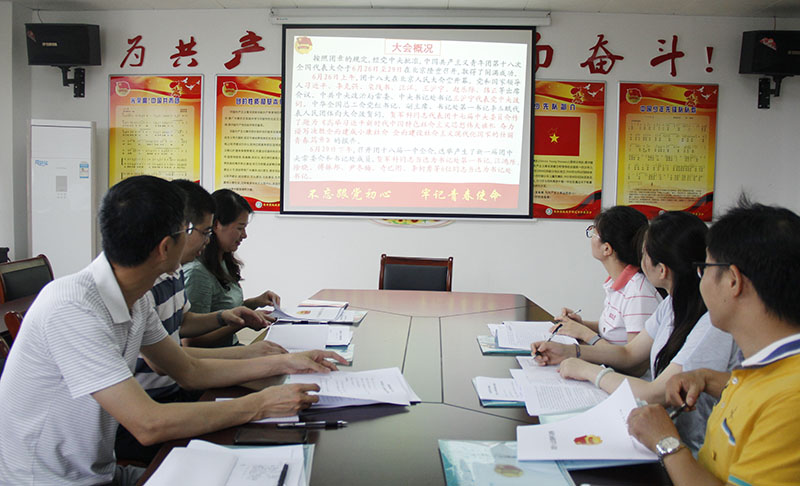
<box><xmin>533</xmin><ymin>81</ymin><xmax>605</xmax><ymax>219</ymax></box>
<box><xmin>109</xmin><ymin>75</ymin><xmax>202</xmax><ymax>186</ymax></box>
<box><xmin>215</xmin><ymin>76</ymin><xmax>282</xmax><ymax>211</ymax></box>
<box><xmin>617</xmin><ymin>82</ymin><xmax>718</xmax><ymax>221</ymax></box>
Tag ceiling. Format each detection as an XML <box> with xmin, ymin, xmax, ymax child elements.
<box><xmin>9</xmin><ymin>0</ymin><xmax>800</xmax><ymax>18</ymax></box>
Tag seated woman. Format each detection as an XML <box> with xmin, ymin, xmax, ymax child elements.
<box><xmin>533</xmin><ymin>211</ymin><xmax>740</xmax><ymax>453</ymax></box>
<box><xmin>184</xmin><ymin>189</ymin><xmax>280</xmax><ymax>347</ymax></box>
<box><xmin>556</xmin><ymin>206</ymin><xmax>661</xmax><ymax>346</ymax></box>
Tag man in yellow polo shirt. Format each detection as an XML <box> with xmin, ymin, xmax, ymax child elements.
<box><xmin>627</xmin><ymin>199</ymin><xmax>800</xmax><ymax>486</ymax></box>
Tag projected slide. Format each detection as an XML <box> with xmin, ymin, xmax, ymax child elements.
<box><xmin>281</xmin><ymin>27</ymin><xmax>534</xmax><ymax>218</ymax></box>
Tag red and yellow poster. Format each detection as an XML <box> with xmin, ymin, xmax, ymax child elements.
<box><xmin>215</xmin><ymin>76</ymin><xmax>282</xmax><ymax>212</ymax></box>
<box><xmin>109</xmin><ymin>75</ymin><xmax>202</xmax><ymax>186</ymax></box>
<box><xmin>533</xmin><ymin>81</ymin><xmax>605</xmax><ymax>219</ymax></box>
<box><xmin>617</xmin><ymin>82</ymin><xmax>718</xmax><ymax>221</ymax></box>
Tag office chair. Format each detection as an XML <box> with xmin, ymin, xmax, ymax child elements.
<box><xmin>0</xmin><ymin>254</ymin><xmax>54</xmax><ymax>303</ymax></box>
<box><xmin>379</xmin><ymin>254</ymin><xmax>453</xmax><ymax>292</ymax></box>
<box><xmin>4</xmin><ymin>312</ymin><xmax>23</xmax><ymax>341</ymax></box>
<box><xmin>0</xmin><ymin>336</ymin><xmax>9</xmax><ymax>377</ymax></box>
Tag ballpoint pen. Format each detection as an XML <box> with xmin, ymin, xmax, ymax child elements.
<box><xmin>534</xmin><ymin>322</ymin><xmax>563</xmax><ymax>357</ymax></box>
<box><xmin>276</xmin><ymin>463</ymin><xmax>289</xmax><ymax>486</ymax></box>
<box><xmin>277</xmin><ymin>420</ymin><xmax>348</xmax><ymax>429</ymax></box>
<box><xmin>668</xmin><ymin>403</ymin><xmax>688</xmax><ymax>419</ymax></box>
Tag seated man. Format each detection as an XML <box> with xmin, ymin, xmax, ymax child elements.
<box><xmin>116</xmin><ymin>179</ymin><xmax>286</xmax><ymax>463</ymax></box>
<box><xmin>627</xmin><ymin>199</ymin><xmax>800</xmax><ymax>485</ymax></box>
<box><xmin>0</xmin><ymin>175</ymin><xmax>345</xmax><ymax>486</ymax></box>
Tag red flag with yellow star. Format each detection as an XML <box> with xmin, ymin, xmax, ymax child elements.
<box><xmin>534</xmin><ymin>116</ymin><xmax>581</xmax><ymax>156</ymax></box>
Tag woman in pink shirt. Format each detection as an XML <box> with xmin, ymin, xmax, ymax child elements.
<box><xmin>556</xmin><ymin>206</ymin><xmax>661</xmax><ymax>346</ymax></box>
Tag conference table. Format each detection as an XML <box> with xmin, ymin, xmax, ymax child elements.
<box><xmin>139</xmin><ymin>290</ymin><xmax>670</xmax><ymax>486</ymax></box>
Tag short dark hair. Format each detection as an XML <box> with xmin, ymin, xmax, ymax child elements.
<box><xmin>645</xmin><ymin>211</ymin><xmax>708</xmax><ymax>377</ymax></box>
<box><xmin>708</xmin><ymin>197</ymin><xmax>800</xmax><ymax>327</ymax></box>
<box><xmin>99</xmin><ymin>175</ymin><xmax>185</xmax><ymax>267</ymax></box>
<box><xmin>171</xmin><ymin>180</ymin><xmax>215</xmax><ymax>226</ymax></box>
<box><xmin>594</xmin><ymin>206</ymin><xmax>649</xmax><ymax>267</ymax></box>
<box><xmin>198</xmin><ymin>189</ymin><xmax>253</xmax><ymax>287</ymax></box>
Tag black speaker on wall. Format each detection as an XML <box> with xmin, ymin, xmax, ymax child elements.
<box><xmin>25</xmin><ymin>23</ymin><xmax>101</xmax><ymax>98</ymax></box>
<box><xmin>25</xmin><ymin>23</ymin><xmax>101</xmax><ymax>66</ymax></box>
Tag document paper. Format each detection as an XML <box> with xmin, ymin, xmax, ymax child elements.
<box><xmin>145</xmin><ymin>441</ymin><xmax>306</xmax><ymax>486</ymax></box>
<box><xmin>512</xmin><ymin>357</ymin><xmax>609</xmax><ymax>415</ymax></box>
<box><xmin>266</xmin><ymin>324</ymin><xmax>329</xmax><ymax>352</ymax></box>
<box><xmin>285</xmin><ymin>367</ymin><xmax>419</xmax><ymax>407</ymax></box>
<box><xmin>516</xmin><ymin>380</ymin><xmax>658</xmax><ymax>461</ymax></box>
<box><xmin>496</xmin><ymin>321</ymin><xmax>578</xmax><ymax>350</ymax></box>
<box><xmin>473</xmin><ymin>377</ymin><xmax>524</xmax><ymax>401</ymax></box>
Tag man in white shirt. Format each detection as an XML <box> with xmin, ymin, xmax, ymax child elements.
<box><xmin>0</xmin><ymin>175</ymin><xmax>344</xmax><ymax>486</ymax></box>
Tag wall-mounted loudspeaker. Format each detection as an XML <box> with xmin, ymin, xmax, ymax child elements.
<box><xmin>25</xmin><ymin>24</ymin><xmax>101</xmax><ymax>98</ymax></box>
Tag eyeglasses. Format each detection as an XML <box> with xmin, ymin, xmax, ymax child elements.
<box><xmin>171</xmin><ymin>223</ymin><xmax>193</xmax><ymax>238</ymax></box>
<box><xmin>196</xmin><ymin>226</ymin><xmax>214</xmax><ymax>239</ymax></box>
<box><xmin>586</xmin><ymin>225</ymin><xmax>598</xmax><ymax>239</ymax></box>
<box><xmin>693</xmin><ymin>261</ymin><xmax>732</xmax><ymax>278</ymax></box>
<box><xmin>170</xmin><ymin>222</ymin><xmax>213</xmax><ymax>239</ymax></box>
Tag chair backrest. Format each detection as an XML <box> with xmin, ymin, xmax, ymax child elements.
<box><xmin>379</xmin><ymin>254</ymin><xmax>453</xmax><ymax>292</ymax></box>
<box><xmin>0</xmin><ymin>336</ymin><xmax>9</xmax><ymax>377</ymax></box>
<box><xmin>4</xmin><ymin>312</ymin><xmax>24</xmax><ymax>341</ymax></box>
<box><xmin>0</xmin><ymin>255</ymin><xmax>54</xmax><ymax>303</ymax></box>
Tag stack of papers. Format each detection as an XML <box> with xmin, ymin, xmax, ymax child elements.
<box><xmin>298</xmin><ymin>299</ymin><xmax>348</xmax><ymax>308</ymax></box>
<box><xmin>471</xmin><ymin>377</ymin><xmax>524</xmax><ymax>407</ymax></box>
<box><xmin>516</xmin><ymin>380</ymin><xmax>658</xmax><ymax>462</ymax></box>
<box><xmin>270</xmin><ymin>304</ymin><xmax>367</xmax><ymax>325</ymax></box>
<box><xmin>495</xmin><ymin>321</ymin><xmax>578</xmax><ymax>350</ymax></box>
<box><xmin>266</xmin><ymin>324</ymin><xmax>354</xmax><ymax>352</ymax></box>
<box><xmin>285</xmin><ymin>367</ymin><xmax>420</xmax><ymax>408</ymax></box>
<box><xmin>145</xmin><ymin>440</ymin><xmax>311</xmax><ymax>486</ymax></box>
<box><xmin>471</xmin><ymin>357</ymin><xmax>608</xmax><ymax>414</ymax></box>
<box><xmin>513</xmin><ymin>357</ymin><xmax>608</xmax><ymax>415</ymax></box>
<box><xmin>476</xmin><ymin>330</ymin><xmax>530</xmax><ymax>356</ymax></box>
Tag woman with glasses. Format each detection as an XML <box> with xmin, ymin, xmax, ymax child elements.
<box><xmin>555</xmin><ymin>206</ymin><xmax>660</xmax><ymax>347</ymax></box>
<box><xmin>533</xmin><ymin>211</ymin><xmax>740</xmax><ymax>452</ymax></box>
<box><xmin>183</xmin><ymin>189</ymin><xmax>281</xmax><ymax>347</ymax></box>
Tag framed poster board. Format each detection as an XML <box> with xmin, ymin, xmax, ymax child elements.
<box><xmin>616</xmin><ymin>82</ymin><xmax>718</xmax><ymax>220</ymax></box>
<box><xmin>215</xmin><ymin>75</ymin><xmax>282</xmax><ymax>211</ymax></box>
<box><xmin>109</xmin><ymin>75</ymin><xmax>202</xmax><ymax>186</ymax></box>
<box><xmin>533</xmin><ymin>81</ymin><xmax>605</xmax><ymax>219</ymax></box>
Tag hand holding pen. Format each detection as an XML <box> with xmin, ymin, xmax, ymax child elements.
<box><xmin>556</xmin><ymin>307</ymin><xmax>583</xmax><ymax>325</ymax></box>
<box><xmin>534</xmin><ymin>322</ymin><xmax>564</xmax><ymax>358</ymax></box>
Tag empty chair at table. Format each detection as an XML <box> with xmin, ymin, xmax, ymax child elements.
<box><xmin>379</xmin><ymin>254</ymin><xmax>453</xmax><ymax>291</ymax></box>
<box><xmin>0</xmin><ymin>254</ymin><xmax>54</xmax><ymax>303</ymax></box>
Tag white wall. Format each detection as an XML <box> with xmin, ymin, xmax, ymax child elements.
<box><xmin>0</xmin><ymin>1</ymin><xmax>14</xmax><ymax>257</ymax></box>
<box><xmin>17</xmin><ymin>8</ymin><xmax>800</xmax><ymax>319</ymax></box>
<box><xmin>0</xmin><ymin>1</ymin><xmax>31</xmax><ymax>260</ymax></box>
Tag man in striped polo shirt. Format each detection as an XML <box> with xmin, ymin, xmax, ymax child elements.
<box><xmin>115</xmin><ymin>179</ymin><xmax>286</xmax><ymax>463</ymax></box>
<box><xmin>627</xmin><ymin>200</ymin><xmax>800</xmax><ymax>486</ymax></box>
<box><xmin>0</xmin><ymin>176</ymin><xmax>345</xmax><ymax>486</ymax></box>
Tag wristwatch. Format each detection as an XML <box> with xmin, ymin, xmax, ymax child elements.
<box><xmin>587</xmin><ymin>334</ymin><xmax>602</xmax><ymax>345</ymax></box>
<box><xmin>655</xmin><ymin>436</ymin><xmax>685</xmax><ymax>461</ymax></box>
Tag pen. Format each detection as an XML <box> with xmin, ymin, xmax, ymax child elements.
<box><xmin>276</xmin><ymin>420</ymin><xmax>348</xmax><ymax>429</ymax></box>
<box><xmin>552</xmin><ymin>308</ymin><xmax>582</xmax><ymax>325</ymax></box>
<box><xmin>534</xmin><ymin>322</ymin><xmax>564</xmax><ymax>357</ymax></box>
<box><xmin>669</xmin><ymin>403</ymin><xmax>688</xmax><ymax>420</ymax></box>
<box><xmin>276</xmin><ymin>463</ymin><xmax>288</xmax><ymax>486</ymax></box>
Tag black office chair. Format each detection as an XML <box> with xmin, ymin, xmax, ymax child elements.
<box><xmin>379</xmin><ymin>254</ymin><xmax>453</xmax><ymax>292</ymax></box>
<box><xmin>0</xmin><ymin>254</ymin><xmax>54</xmax><ymax>303</ymax></box>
